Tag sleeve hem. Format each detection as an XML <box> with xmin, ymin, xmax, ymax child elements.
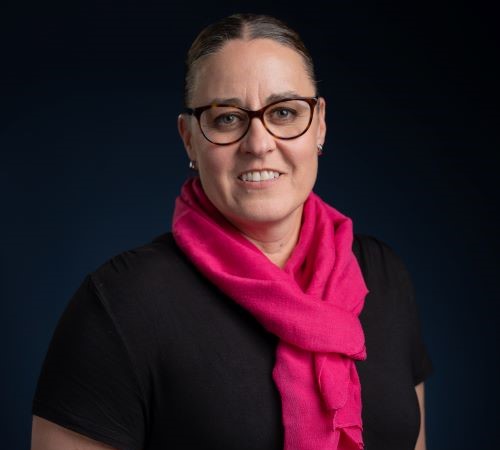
<box><xmin>32</xmin><ymin>399</ymin><xmax>142</xmax><ymax>450</ymax></box>
<box><xmin>413</xmin><ymin>351</ymin><xmax>434</xmax><ymax>386</ymax></box>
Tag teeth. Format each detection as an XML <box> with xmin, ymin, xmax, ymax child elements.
<box><xmin>240</xmin><ymin>170</ymin><xmax>280</xmax><ymax>182</ymax></box>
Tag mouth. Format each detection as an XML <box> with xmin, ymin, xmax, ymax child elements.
<box><xmin>237</xmin><ymin>169</ymin><xmax>282</xmax><ymax>182</ymax></box>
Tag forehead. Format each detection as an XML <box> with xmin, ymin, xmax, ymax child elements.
<box><xmin>190</xmin><ymin>38</ymin><xmax>315</xmax><ymax>107</ymax></box>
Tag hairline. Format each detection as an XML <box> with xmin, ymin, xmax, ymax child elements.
<box><xmin>186</xmin><ymin>34</ymin><xmax>317</xmax><ymax>108</ymax></box>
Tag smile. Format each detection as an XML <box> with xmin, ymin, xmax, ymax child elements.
<box><xmin>238</xmin><ymin>170</ymin><xmax>281</xmax><ymax>182</ymax></box>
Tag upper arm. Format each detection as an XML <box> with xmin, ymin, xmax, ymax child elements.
<box><xmin>414</xmin><ymin>382</ymin><xmax>427</xmax><ymax>450</ymax></box>
<box><xmin>32</xmin><ymin>275</ymin><xmax>146</xmax><ymax>450</ymax></box>
<box><xmin>354</xmin><ymin>235</ymin><xmax>432</xmax><ymax>449</ymax></box>
<box><xmin>31</xmin><ymin>416</ymin><xmax>118</xmax><ymax>450</ymax></box>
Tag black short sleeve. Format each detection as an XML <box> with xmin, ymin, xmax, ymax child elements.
<box><xmin>32</xmin><ymin>275</ymin><xmax>146</xmax><ymax>450</ymax></box>
<box><xmin>382</xmin><ymin>238</ymin><xmax>433</xmax><ymax>386</ymax></box>
<box><xmin>353</xmin><ymin>234</ymin><xmax>433</xmax><ymax>449</ymax></box>
<box><xmin>353</xmin><ymin>234</ymin><xmax>433</xmax><ymax>387</ymax></box>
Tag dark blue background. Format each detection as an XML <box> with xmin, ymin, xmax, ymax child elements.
<box><xmin>2</xmin><ymin>1</ymin><xmax>498</xmax><ymax>448</ymax></box>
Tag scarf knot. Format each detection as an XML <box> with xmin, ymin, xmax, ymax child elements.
<box><xmin>173</xmin><ymin>178</ymin><xmax>369</xmax><ymax>450</ymax></box>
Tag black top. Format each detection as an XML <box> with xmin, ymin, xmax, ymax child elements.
<box><xmin>32</xmin><ymin>232</ymin><xmax>432</xmax><ymax>450</ymax></box>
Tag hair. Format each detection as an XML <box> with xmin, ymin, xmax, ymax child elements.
<box><xmin>183</xmin><ymin>13</ymin><xmax>318</xmax><ymax>107</ymax></box>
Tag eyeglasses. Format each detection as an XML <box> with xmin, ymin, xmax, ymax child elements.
<box><xmin>184</xmin><ymin>96</ymin><xmax>319</xmax><ymax>145</ymax></box>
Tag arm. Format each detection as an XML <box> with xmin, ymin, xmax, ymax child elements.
<box><xmin>31</xmin><ymin>416</ymin><xmax>118</xmax><ymax>450</ymax></box>
<box><xmin>32</xmin><ymin>275</ymin><xmax>146</xmax><ymax>450</ymax></box>
<box><xmin>414</xmin><ymin>382</ymin><xmax>427</xmax><ymax>450</ymax></box>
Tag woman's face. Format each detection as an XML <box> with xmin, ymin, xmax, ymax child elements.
<box><xmin>178</xmin><ymin>38</ymin><xmax>326</xmax><ymax>232</ymax></box>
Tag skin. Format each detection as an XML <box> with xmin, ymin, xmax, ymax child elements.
<box><xmin>415</xmin><ymin>382</ymin><xmax>427</xmax><ymax>450</ymax></box>
<box><xmin>178</xmin><ymin>38</ymin><xmax>326</xmax><ymax>267</ymax></box>
<box><xmin>31</xmin><ymin>416</ymin><xmax>115</xmax><ymax>450</ymax></box>
<box><xmin>31</xmin><ymin>37</ymin><xmax>427</xmax><ymax>450</ymax></box>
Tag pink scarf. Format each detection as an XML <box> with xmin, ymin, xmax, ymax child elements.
<box><xmin>172</xmin><ymin>177</ymin><xmax>369</xmax><ymax>450</ymax></box>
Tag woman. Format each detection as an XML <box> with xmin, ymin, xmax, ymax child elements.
<box><xmin>31</xmin><ymin>13</ymin><xmax>432</xmax><ymax>450</ymax></box>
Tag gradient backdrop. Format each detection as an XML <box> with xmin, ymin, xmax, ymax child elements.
<box><xmin>2</xmin><ymin>1</ymin><xmax>499</xmax><ymax>448</ymax></box>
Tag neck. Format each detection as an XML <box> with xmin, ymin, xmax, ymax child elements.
<box><xmin>231</xmin><ymin>206</ymin><xmax>303</xmax><ymax>268</ymax></box>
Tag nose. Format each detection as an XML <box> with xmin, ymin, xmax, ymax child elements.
<box><xmin>238</xmin><ymin>117</ymin><xmax>275</xmax><ymax>156</ymax></box>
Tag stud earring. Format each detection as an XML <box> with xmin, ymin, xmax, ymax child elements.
<box><xmin>189</xmin><ymin>160</ymin><xmax>198</xmax><ymax>170</ymax></box>
<box><xmin>317</xmin><ymin>144</ymin><xmax>324</xmax><ymax>155</ymax></box>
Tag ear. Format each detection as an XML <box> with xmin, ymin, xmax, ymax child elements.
<box><xmin>177</xmin><ymin>114</ymin><xmax>196</xmax><ymax>161</ymax></box>
<box><xmin>316</xmin><ymin>97</ymin><xmax>327</xmax><ymax>146</ymax></box>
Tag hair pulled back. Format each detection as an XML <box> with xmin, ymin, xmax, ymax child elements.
<box><xmin>184</xmin><ymin>13</ymin><xmax>317</xmax><ymax>106</ymax></box>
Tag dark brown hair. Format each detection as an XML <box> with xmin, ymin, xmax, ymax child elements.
<box><xmin>184</xmin><ymin>13</ymin><xmax>318</xmax><ymax>106</ymax></box>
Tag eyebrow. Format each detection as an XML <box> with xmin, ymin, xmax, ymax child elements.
<box><xmin>208</xmin><ymin>91</ymin><xmax>305</xmax><ymax>107</ymax></box>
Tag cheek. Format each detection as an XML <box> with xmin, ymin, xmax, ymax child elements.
<box><xmin>198</xmin><ymin>148</ymin><xmax>231</xmax><ymax>176</ymax></box>
<box><xmin>192</xmin><ymin>133</ymin><xmax>222</xmax><ymax>171</ymax></box>
<box><xmin>196</xmin><ymin>147</ymin><xmax>236</xmax><ymax>199</ymax></box>
<box><xmin>290</xmin><ymin>143</ymin><xmax>319</xmax><ymax>183</ymax></box>
<box><xmin>301</xmin><ymin>155</ymin><xmax>318</xmax><ymax>190</ymax></box>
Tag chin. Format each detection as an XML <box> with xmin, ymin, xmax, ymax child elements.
<box><xmin>229</xmin><ymin>200</ymin><xmax>302</xmax><ymax>227</ymax></box>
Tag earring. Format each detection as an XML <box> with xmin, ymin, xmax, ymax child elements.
<box><xmin>317</xmin><ymin>144</ymin><xmax>324</xmax><ymax>155</ymax></box>
<box><xmin>189</xmin><ymin>160</ymin><xmax>198</xmax><ymax>170</ymax></box>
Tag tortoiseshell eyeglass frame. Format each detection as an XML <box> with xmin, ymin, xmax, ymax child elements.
<box><xmin>183</xmin><ymin>96</ymin><xmax>319</xmax><ymax>145</ymax></box>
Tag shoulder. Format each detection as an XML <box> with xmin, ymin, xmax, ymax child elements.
<box><xmin>86</xmin><ymin>232</ymin><xmax>205</xmax><ymax>332</ymax></box>
<box><xmin>80</xmin><ymin>232</ymin><xmax>203</xmax><ymax>384</ymax></box>
<box><xmin>89</xmin><ymin>232</ymin><xmax>193</xmax><ymax>299</ymax></box>
<box><xmin>352</xmin><ymin>233</ymin><xmax>413</xmax><ymax>292</ymax></box>
<box><xmin>91</xmin><ymin>232</ymin><xmax>183</xmax><ymax>282</ymax></box>
<box><xmin>353</xmin><ymin>233</ymin><xmax>402</xmax><ymax>265</ymax></box>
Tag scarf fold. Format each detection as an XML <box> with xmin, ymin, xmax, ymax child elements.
<box><xmin>172</xmin><ymin>177</ymin><xmax>369</xmax><ymax>450</ymax></box>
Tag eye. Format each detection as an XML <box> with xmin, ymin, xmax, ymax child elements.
<box><xmin>214</xmin><ymin>113</ymin><xmax>245</xmax><ymax>127</ymax></box>
<box><xmin>277</xmin><ymin>108</ymin><xmax>291</xmax><ymax>118</ymax></box>
<box><xmin>269</xmin><ymin>107</ymin><xmax>297</xmax><ymax>121</ymax></box>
